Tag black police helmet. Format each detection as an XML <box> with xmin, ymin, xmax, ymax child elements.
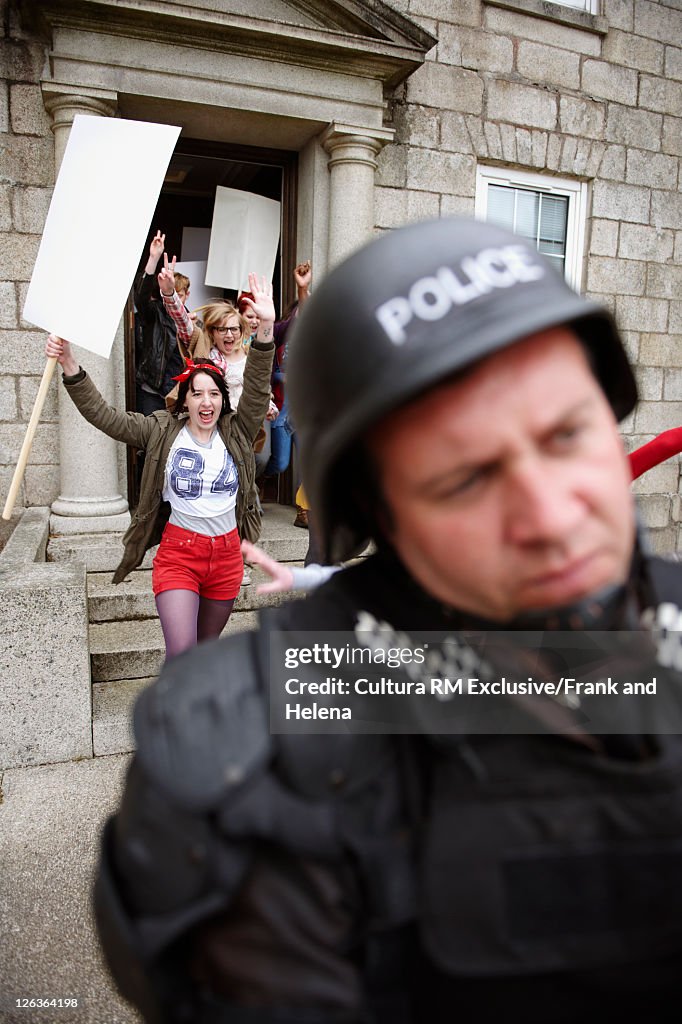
<box><xmin>287</xmin><ymin>216</ymin><xmax>638</xmax><ymax>562</ymax></box>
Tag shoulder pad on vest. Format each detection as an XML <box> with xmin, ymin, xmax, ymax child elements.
<box><xmin>133</xmin><ymin>630</ymin><xmax>271</xmax><ymax>814</ymax></box>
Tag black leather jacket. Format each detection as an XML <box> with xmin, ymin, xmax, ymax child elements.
<box><xmin>135</xmin><ymin>272</ymin><xmax>184</xmax><ymax>396</ymax></box>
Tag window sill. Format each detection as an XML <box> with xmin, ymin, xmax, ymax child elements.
<box><xmin>483</xmin><ymin>0</ymin><xmax>608</xmax><ymax>36</ymax></box>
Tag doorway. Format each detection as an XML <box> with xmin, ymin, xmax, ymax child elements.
<box><xmin>125</xmin><ymin>137</ymin><xmax>298</xmax><ymax>508</ymax></box>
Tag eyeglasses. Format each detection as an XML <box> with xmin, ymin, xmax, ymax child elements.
<box><xmin>213</xmin><ymin>325</ymin><xmax>241</xmax><ymax>335</ymax></box>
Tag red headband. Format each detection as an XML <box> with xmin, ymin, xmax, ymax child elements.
<box><xmin>172</xmin><ymin>359</ymin><xmax>224</xmax><ymax>384</ymax></box>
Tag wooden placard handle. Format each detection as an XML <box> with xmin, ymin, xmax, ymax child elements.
<box><xmin>2</xmin><ymin>356</ymin><xmax>58</xmax><ymax>520</ymax></box>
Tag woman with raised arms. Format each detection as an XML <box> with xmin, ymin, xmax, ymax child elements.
<box><xmin>45</xmin><ymin>273</ymin><xmax>275</xmax><ymax>659</ymax></box>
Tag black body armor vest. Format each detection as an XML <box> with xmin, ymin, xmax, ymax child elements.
<box><xmin>321</xmin><ymin>551</ymin><xmax>682</xmax><ymax>978</ymax></box>
<box><xmin>95</xmin><ymin>550</ymin><xmax>682</xmax><ymax>1022</ymax></box>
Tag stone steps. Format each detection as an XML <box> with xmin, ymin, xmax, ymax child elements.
<box><xmin>87</xmin><ymin>564</ymin><xmax>301</xmax><ymax>622</ymax></box>
<box><xmin>89</xmin><ymin>600</ymin><xmax>274</xmax><ymax>754</ymax></box>
<box><xmin>48</xmin><ymin>531</ymin><xmax>151</xmax><ymax>573</ymax></box>
<box><xmin>84</xmin><ymin>503</ymin><xmax>310</xmax><ymax>755</ymax></box>
<box><xmin>89</xmin><ymin>609</ymin><xmax>260</xmax><ymax>682</ymax></box>
<box><xmin>88</xmin><ymin>565</ymin><xmax>295</xmax><ymax>751</ymax></box>
<box><xmin>87</xmin><ymin>569</ymin><xmax>156</xmax><ymax>622</ymax></box>
<box><xmin>47</xmin><ymin>503</ymin><xmax>312</xmax><ymax>756</ymax></box>
<box><xmin>49</xmin><ymin>503</ymin><xmax>310</xmax><ymax>571</ymax></box>
<box><xmin>92</xmin><ymin>677</ymin><xmax>152</xmax><ymax>756</ymax></box>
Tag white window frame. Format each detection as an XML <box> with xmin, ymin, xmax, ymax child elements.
<box><xmin>552</xmin><ymin>0</ymin><xmax>599</xmax><ymax>13</ymax></box>
<box><xmin>475</xmin><ymin>165</ymin><xmax>588</xmax><ymax>292</ymax></box>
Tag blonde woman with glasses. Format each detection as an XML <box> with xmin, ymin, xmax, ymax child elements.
<box><xmin>203</xmin><ymin>307</ymin><xmax>249</xmax><ymax>409</ymax></box>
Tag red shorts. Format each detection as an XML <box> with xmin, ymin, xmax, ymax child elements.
<box><xmin>152</xmin><ymin>523</ymin><xmax>243</xmax><ymax>600</ymax></box>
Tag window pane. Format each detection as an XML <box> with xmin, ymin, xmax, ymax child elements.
<box><xmin>485</xmin><ymin>183</ymin><xmax>568</xmax><ymax>278</ymax></box>
<box><xmin>539</xmin><ymin>194</ymin><xmax>568</xmax><ymax>244</ymax></box>
<box><xmin>487</xmin><ymin>185</ymin><xmax>515</xmax><ymax>231</ymax></box>
<box><xmin>539</xmin><ymin>240</ymin><xmax>566</xmax><ymax>258</ymax></box>
<box><xmin>538</xmin><ymin>194</ymin><xmax>568</xmax><ymax>267</ymax></box>
<box><xmin>514</xmin><ymin>190</ymin><xmax>538</xmax><ymax>240</ymax></box>
<box><xmin>544</xmin><ymin>254</ymin><xmax>566</xmax><ymax>275</ymax></box>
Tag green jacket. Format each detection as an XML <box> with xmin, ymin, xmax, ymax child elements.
<box><xmin>63</xmin><ymin>342</ymin><xmax>274</xmax><ymax>583</ymax></box>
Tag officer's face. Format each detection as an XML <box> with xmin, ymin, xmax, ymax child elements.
<box><xmin>368</xmin><ymin>328</ymin><xmax>635</xmax><ymax>622</ymax></box>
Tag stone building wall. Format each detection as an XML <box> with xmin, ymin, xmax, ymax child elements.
<box><xmin>378</xmin><ymin>0</ymin><xmax>682</xmax><ymax>552</ymax></box>
<box><xmin>0</xmin><ymin>0</ymin><xmax>59</xmax><ymax>510</ymax></box>
<box><xmin>0</xmin><ymin>0</ymin><xmax>680</xmax><ymax>550</ymax></box>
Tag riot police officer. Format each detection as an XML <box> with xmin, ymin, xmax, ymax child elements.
<box><xmin>95</xmin><ymin>217</ymin><xmax>682</xmax><ymax>1023</ymax></box>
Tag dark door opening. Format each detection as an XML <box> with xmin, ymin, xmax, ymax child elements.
<box><xmin>125</xmin><ymin>137</ymin><xmax>298</xmax><ymax>509</ymax></box>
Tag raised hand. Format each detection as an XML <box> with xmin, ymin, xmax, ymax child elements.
<box><xmin>45</xmin><ymin>334</ymin><xmax>79</xmax><ymax>377</ymax></box>
<box><xmin>157</xmin><ymin>251</ymin><xmax>177</xmax><ymax>297</ymax></box>
<box><xmin>144</xmin><ymin>230</ymin><xmax>166</xmax><ymax>274</ymax></box>
<box><xmin>241</xmin><ymin>273</ymin><xmax>276</xmax><ymax>326</ymax></box>
<box><xmin>149</xmin><ymin>230</ymin><xmax>165</xmax><ymax>263</ymax></box>
<box><xmin>294</xmin><ymin>260</ymin><xmax>311</xmax><ymax>292</ymax></box>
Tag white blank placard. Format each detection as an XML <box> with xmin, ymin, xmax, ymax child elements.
<box><xmin>174</xmin><ymin>261</ymin><xmax>223</xmax><ymax>313</ymax></box>
<box><xmin>23</xmin><ymin>115</ymin><xmax>181</xmax><ymax>359</ymax></box>
<box><xmin>205</xmin><ymin>187</ymin><xmax>280</xmax><ymax>292</ymax></box>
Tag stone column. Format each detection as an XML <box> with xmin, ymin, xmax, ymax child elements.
<box><xmin>44</xmin><ymin>93</ymin><xmax>130</xmax><ymax>532</ymax></box>
<box><xmin>321</xmin><ymin>122</ymin><xmax>395</xmax><ymax>268</ymax></box>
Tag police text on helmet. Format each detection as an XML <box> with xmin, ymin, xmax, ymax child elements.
<box><xmin>375</xmin><ymin>244</ymin><xmax>545</xmax><ymax>345</ymax></box>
